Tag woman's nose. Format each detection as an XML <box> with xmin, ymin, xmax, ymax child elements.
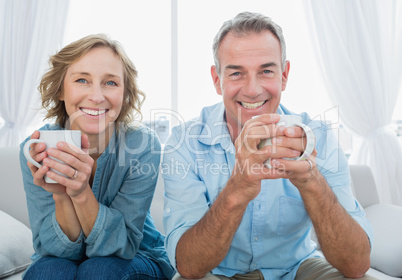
<box><xmin>88</xmin><ymin>84</ymin><xmax>105</xmax><ymax>104</ymax></box>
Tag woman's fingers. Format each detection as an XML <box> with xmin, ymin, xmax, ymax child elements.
<box><xmin>43</xmin><ymin>142</ymin><xmax>93</xmax><ymax>188</ymax></box>
<box><xmin>32</xmin><ymin>164</ymin><xmax>49</xmax><ymax>185</ymax></box>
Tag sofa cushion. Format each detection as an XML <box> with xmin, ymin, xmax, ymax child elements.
<box><xmin>0</xmin><ymin>210</ymin><xmax>33</xmax><ymax>278</ymax></box>
<box><xmin>365</xmin><ymin>203</ymin><xmax>402</xmax><ymax>277</ymax></box>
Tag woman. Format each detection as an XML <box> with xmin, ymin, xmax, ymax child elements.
<box><xmin>19</xmin><ymin>34</ymin><xmax>174</xmax><ymax>280</ymax></box>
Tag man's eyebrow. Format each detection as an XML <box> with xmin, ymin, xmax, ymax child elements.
<box><xmin>224</xmin><ymin>63</ymin><xmax>278</xmax><ymax>71</ymax></box>
<box><xmin>225</xmin><ymin>64</ymin><xmax>243</xmax><ymax>70</ymax></box>
<box><xmin>260</xmin><ymin>62</ymin><xmax>278</xmax><ymax>68</ymax></box>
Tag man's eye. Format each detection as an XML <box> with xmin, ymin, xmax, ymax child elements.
<box><xmin>76</xmin><ymin>78</ymin><xmax>87</xmax><ymax>83</ymax></box>
<box><xmin>106</xmin><ymin>81</ymin><xmax>117</xmax><ymax>86</ymax></box>
<box><xmin>230</xmin><ymin>72</ymin><xmax>241</xmax><ymax>76</ymax></box>
<box><xmin>263</xmin><ymin>70</ymin><xmax>273</xmax><ymax>74</ymax></box>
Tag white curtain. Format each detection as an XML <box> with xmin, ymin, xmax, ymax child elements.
<box><xmin>303</xmin><ymin>0</ymin><xmax>402</xmax><ymax>205</ymax></box>
<box><xmin>0</xmin><ymin>0</ymin><xmax>70</xmax><ymax>147</ymax></box>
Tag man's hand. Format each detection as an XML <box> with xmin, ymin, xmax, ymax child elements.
<box><xmin>232</xmin><ymin>114</ymin><xmax>316</xmax><ymax>194</ymax></box>
<box><xmin>246</xmin><ymin>116</ymin><xmax>319</xmax><ymax>191</ymax></box>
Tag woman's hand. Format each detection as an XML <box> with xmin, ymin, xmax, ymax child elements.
<box><xmin>27</xmin><ymin>130</ymin><xmax>67</xmax><ymax>195</ymax></box>
<box><xmin>43</xmin><ymin>134</ymin><xmax>94</xmax><ymax>199</ymax></box>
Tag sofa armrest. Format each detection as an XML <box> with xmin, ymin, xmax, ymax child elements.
<box><xmin>0</xmin><ymin>147</ymin><xmax>30</xmax><ymax>228</ymax></box>
<box><xmin>365</xmin><ymin>203</ymin><xmax>402</xmax><ymax>277</ymax></box>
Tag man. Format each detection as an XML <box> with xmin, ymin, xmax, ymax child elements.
<box><xmin>162</xmin><ymin>12</ymin><xmax>374</xmax><ymax>280</ymax></box>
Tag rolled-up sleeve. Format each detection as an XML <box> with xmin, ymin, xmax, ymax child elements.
<box><xmin>162</xmin><ymin>125</ymin><xmax>211</xmax><ymax>268</ymax></box>
<box><xmin>20</xmin><ymin>127</ymin><xmax>163</xmax><ymax>261</ymax></box>
<box><xmin>315</xmin><ymin>123</ymin><xmax>373</xmax><ymax>247</ymax></box>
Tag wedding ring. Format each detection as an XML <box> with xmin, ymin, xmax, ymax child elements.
<box><xmin>71</xmin><ymin>169</ymin><xmax>78</xmax><ymax>180</ymax></box>
<box><xmin>306</xmin><ymin>158</ymin><xmax>313</xmax><ymax>172</ymax></box>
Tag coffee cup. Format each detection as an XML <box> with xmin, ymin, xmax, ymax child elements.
<box><xmin>256</xmin><ymin>115</ymin><xmax>315</xmax><ymax>168</ymax></box>
<box><xmin>23</xmin><ymin>130</ymin><xmax>81</xmax><ymax>183</ymax></box>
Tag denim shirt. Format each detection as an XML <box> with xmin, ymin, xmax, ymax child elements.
<box><xmin>162</xmin><ymin>102</ymin><xmax>373</xmax><ymax>280</ymax></box>
<box><xmin>20</xmin><ymin>123</ymin><xmax>174</xmax><ymax>279</ymax></box>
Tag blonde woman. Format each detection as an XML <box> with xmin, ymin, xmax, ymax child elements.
<box><xmin>20</xmin><ymin>34</ymin><xmax>174</xmax><ymax>280</ymax></box>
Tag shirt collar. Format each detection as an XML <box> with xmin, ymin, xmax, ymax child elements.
<box><xmin>197</xmin><ymin>103</ymin><xmax>233</xmax><ymax>152</ymax></box>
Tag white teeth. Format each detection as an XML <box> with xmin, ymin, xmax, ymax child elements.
<box><xmin>82</xmin><ymin>109</ymin><xmax>107</xmax><ymax>116</ymax></box>
<box><xmin>240</xmin><ymin>101</ymin><xmax>266</xmax><ymax>109</ymax></box>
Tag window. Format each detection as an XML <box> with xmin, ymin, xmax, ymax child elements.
<box><xmin>177</xmin><ymin>0</ymin><xmax>333</xmax><ymax>122</ymax></box>
<box><xmin>64</xmin><ymin>0</ymin><xmax>171</xmax><ymax>123</ymax></box>
<box><xmin>17</xmin><ymin>0</ymin><xmax>401</xmax><ymax>148</ymax></box>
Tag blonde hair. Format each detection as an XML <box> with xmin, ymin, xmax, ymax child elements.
<box><xmin>39</xmin><ymin>34</ymin><xmax>144</xmax><ymax>128</ymax></box>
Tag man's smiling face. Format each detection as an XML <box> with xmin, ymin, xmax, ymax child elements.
<box><xmin>211</xmin><ymin>30</ymin><xmax>290</xmax><ymax>139</ymax></box>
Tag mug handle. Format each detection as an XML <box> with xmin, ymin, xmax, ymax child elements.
<box><xmin>23</xmin><ymin>139</ymin><xmax>45</xmax><ymax>169</ymax></box>
<box><xmin>293</xmin><ymin>123</ymin><xmax>315</xmax><ymax>161</ymax></box>
<box><xmin>264</xmin><ymin>123</ymin><xmax>316</xmax><ymax>168</ymax></box>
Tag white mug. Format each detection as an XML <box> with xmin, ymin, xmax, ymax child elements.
<box><xmin>256</xmin><ymin>115</ymin><xmax>315</xmax><ymax>168</ymax></box>
<box><xmin>23</xmin><ymin>130</ymin><xmax>81</xmax><ymax>183</ymax></box>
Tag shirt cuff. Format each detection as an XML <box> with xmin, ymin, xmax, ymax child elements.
<box><xmin>85</xmin><ymin>202</ymin><xmax>106</xmax><ymax>245</ymax></box>
<box><xmin>51</xmin><ymin>212</ymin><xmax>85</xmax><ymax>257</ymax></box>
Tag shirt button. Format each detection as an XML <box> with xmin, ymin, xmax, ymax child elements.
<box><xmin>254</xmin><ymin>237</ymin><xmax>259</xmax><ymax>241</ymax></box>
<box><xmin>165</xmin><ymin>208</ymin><xmax>171</xmax><ymax>213</ymax></box>
<box><xmin>77</xmin><ymin>240</ymin><xmax>82</xmax><ymax>244</ymax></box>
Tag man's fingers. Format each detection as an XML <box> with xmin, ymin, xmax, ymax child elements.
<box><xmin>271</xmin><ymin>136</ymin><xmax>306</xmax><ymax>152</ymax></box>
<box><xmin>282</xmin><ymin>126</ymin><xmax>305</xmax><ymax>138</ymax></box>
<box><xmin>260</xmin><ymin>145</ymin><xmax>303</xmax><ymax>160</ymax></box>
<box><xmin>250</xmin><ymin>114</ymin><xmax>281</xmax><ymax>125</ymax></box>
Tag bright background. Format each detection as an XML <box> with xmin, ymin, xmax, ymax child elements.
<box><xmin>2</xmin><ymin>0</ymin><xmax>399</xmax><ymax>151</ymax></box>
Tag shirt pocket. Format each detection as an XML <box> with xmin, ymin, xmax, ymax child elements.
<box><xmin>277</xmin><ymin>195</ymin><xmax>310</xmax><ymax>235</ymax></box>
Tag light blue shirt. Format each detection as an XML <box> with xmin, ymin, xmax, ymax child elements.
<box><xmin>20</xmin><ymin>124</ymin><xmax>175</xmax><ymax>279</ymax></box>
<box><xmin>162</xmin><ymin>102</ymin><xmax>372</xmax><ymax>280</ymax></box>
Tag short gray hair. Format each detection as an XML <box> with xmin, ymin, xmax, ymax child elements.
<box><xmin>213</xmin><ymin>11</ymin><xmax>286</xmax><ymax>73</ymax></box>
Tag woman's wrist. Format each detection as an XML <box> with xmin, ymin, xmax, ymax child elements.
<box><xmin>53</xmin><ymin>192</ymin><xmax>71</xmax><ymax>203</ymax></box>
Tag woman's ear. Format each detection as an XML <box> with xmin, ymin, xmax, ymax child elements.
<box><xmin>58</xmin><ymin>90</ymin><xmax>64</xmax><ymax>101</ymax></box>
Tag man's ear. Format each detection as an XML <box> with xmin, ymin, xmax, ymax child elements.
<box><xmin>211</xmin><ymin>65</ymin><xmax>222</xmax><ymax>96</ymax></box>
<box><xmin>281</xmin><ymin>60</ymin><xmax>290</xmax><ymax>91</ymax></box>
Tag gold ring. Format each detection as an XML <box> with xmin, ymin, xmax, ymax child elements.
<box><xmin>71</xmin><ymin>169</ymin><xmax>78</xmax><ymax>180</ymax></box>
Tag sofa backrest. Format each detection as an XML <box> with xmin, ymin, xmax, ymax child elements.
<box><xmin>349</xmin><ymin>164</ymin><xmax>380</xmax><ymax>208</ymax></box>
<box><xmin>0</xmin><ymin>145</ymin><xmax>379</xmax><ymax>234</ymax></box>
<box><xmin>150</xmin><ymin>172</ymin><xmax>165</xmax><ymax>234</ymax></box>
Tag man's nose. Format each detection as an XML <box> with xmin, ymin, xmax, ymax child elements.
<box><xmin>88</xmin><ymin>84</ymin><xmax>105</xmax><ymax>104</ymax></box>
<box><xmin>244</xmin><ymin>76</ymin><xmax>262</xmax><ymax>98</ymax></box>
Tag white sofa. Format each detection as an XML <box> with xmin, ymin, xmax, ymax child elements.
<box><xmin>1</xmin><ymin>146</ymin><xmax>401</xmax><ymax>279</ymax></box>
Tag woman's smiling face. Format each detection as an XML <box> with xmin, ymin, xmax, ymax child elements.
<box><xmin>60</xmin><ymin>46</ymin><xmax>124</xmax><ymax>136</ymax></box>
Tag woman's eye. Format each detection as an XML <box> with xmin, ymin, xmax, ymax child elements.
<box><xmin>76</xmin><ymin>78</ymin><xmax>87</xmax><ymax>83</ymax></box>
<box><xmin>106</xmin><ymin>81</ymin><xmax>117</xmax><ymax>86</ymax></box>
